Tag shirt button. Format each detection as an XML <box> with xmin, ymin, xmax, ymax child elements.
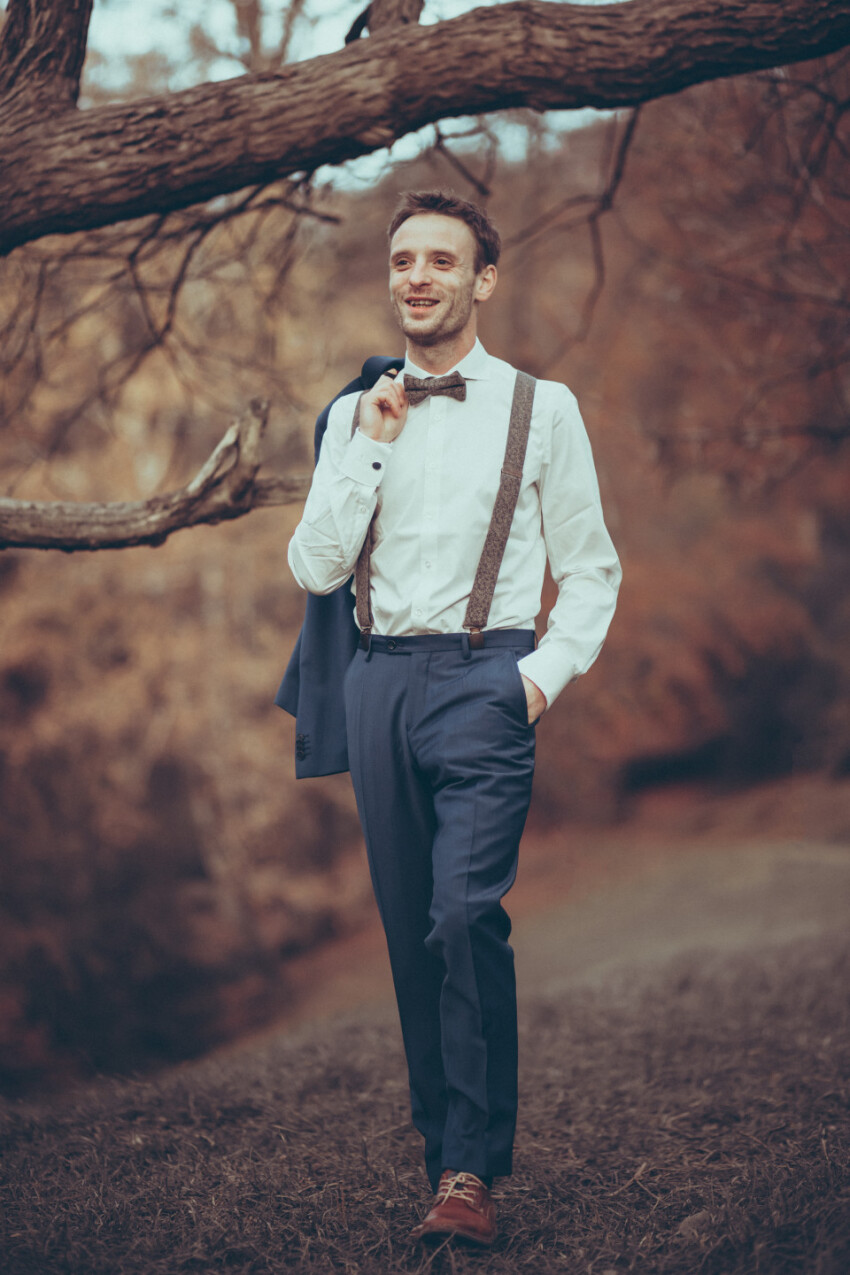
<box><xmin>372</xmin><ymin>461</ymin><xmax>382</xmax><ymax>470</ymax></box>
<box><xmin>424</xmin><ymin>561</ymin><xmax>432</xmax><ymax>569</ymax></box>
<box><xmin>414</xmin><ymin>608</ymin><xmax>423</xmax><ymax>617</ymax></box>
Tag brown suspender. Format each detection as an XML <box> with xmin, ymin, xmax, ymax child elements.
<box><xmin>352</xmin><ymin>370</ymin><xmax>537</xmax><ymax>642</ymax></box>
<box><xmin>350</xmin><ymin>393</ymin><xmax>376</xmax><ymax>635</ymax></box>
<box><xmin>463</xmin><ymin>370</ymin><xmax>536</xmax><ymax>646</ymax></box>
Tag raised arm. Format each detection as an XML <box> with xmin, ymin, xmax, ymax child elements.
<box><xmin>287</xmin><ymin>374</ymin><xmax>408</xmax><ymax>595</ymax></box>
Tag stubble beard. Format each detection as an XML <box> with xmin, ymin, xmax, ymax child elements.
<box><xmin>392</xmin><ymin>281</ymin><xmax>476</xmax><ymax>349</ymax></box>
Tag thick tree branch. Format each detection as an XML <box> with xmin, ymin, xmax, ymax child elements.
<box><xmin>2</xmin><ymin>0</ymin><xmax>849</xmax><ymax>253</ymax></box>
<box><xmin>0</xmin><ymin>0</ymin><xmax>92</xmax><ymax>112</ymax></box>
<box><xmin>0</xmin><ymin>401</ymin><xmax>310</xmax><ymax>551</ymax></box>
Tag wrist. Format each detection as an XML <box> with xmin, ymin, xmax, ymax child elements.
<box><xmin>358</xmin><ymin>424</ymin><xmax>393</xmax><ymax>444</ymax></box>
<box><xmin>359</xmin><ymin>419</ymin><xmax>401</xmax><ymax>445</ymax></box>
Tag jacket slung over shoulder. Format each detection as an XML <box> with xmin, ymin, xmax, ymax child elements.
<box><xmin>275</xmin><ymin>354</ymin><xmax>404</xmax><ymax>778</ymax></box>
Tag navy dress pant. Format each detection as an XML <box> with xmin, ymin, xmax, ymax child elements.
<box><xmin>344</xmin><ymin>631</ymin><xmax>536</xmax><ymax>1190</ymax></box>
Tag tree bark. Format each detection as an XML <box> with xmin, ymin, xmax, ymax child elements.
<box><xmin>0</xmin><ymin>402</ymin><xmax>310</xmax><ymax>552</ymax></box>
<box><xmin>0</xmin><ymin>0</ymin><xmax>92</xmax><ymax>113</ymax></box>
<box><xmin>2</xmin><ymin>0</ymin><xmax>849</xmax><ymax>253</ymax></box>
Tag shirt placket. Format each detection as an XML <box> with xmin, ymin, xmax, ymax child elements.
<box><xmin>411</xmin><ymin>395</ymin><xmax>443</xmax><ymax>630</ymax></box>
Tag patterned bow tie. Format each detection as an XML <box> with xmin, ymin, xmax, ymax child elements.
<box><xmin>403</xmin><ymin>371</ymin><xmax>467</xmax><ymax>405</ymax></box>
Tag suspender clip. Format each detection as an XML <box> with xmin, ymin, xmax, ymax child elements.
<box><xmin>468</xmin><ymin>629</ymin><xmax>485</xmax><ymax>652</ymax></box>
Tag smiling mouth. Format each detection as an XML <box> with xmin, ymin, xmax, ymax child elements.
<box><xmin>406</xmin><ymin>297</ymin><xmax>439</xmax><ymax>309</ymax></box>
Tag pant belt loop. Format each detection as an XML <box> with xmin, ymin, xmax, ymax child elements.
<box><xmin>461</xmin><ymin>633</ymin><xmax>471</xmax><ymax>661</ymax></box>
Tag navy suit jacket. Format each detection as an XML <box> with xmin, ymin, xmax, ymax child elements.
<box><xmin>275</xmin><ymin>354</ymin><xmax>405</xmax><ymax>777</ymax></box>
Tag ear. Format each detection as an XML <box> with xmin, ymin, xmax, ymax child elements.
<box><xmin>474</xmin><ymin>263</ymin><xmax>497</xmax><ymax>305</ymax></box>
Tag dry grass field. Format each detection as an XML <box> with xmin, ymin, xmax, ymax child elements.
<box><xmin>2</xmin><ymin>836</ymin><xmax>848</xmax><ymax>1275</ymax></box>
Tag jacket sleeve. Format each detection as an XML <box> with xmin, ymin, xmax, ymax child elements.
<box><xmin>287</xmin><ymin>393</ymin><xmax>394</xmax><ymax>596</ymax></box>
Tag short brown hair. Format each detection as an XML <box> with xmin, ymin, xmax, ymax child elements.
<box><xmin>387</xmin><ymin>190</ymin><xmax>501</xmax><ymax>273</ymax></box>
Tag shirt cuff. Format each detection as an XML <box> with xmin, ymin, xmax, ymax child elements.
<box><xmin>517</xmin><ymin>649</ymin><xmax>576</xmax><ymax>712</ymax></box>
<box><xmin>341</xmin><ymin>430</ymin><xmax>393</xmax><ymax>486</ymax></box>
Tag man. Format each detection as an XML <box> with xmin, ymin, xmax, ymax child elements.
<box><xmin>287</xmin><ymin>190</ymin><xmax>621</xmax><ymax>1245</ymax></box>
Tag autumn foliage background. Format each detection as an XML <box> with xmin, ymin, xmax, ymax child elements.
<box><xmin>1</xmin><ymin>54</ymin><xmax>849</xmax><ymax>1093</ymax></box>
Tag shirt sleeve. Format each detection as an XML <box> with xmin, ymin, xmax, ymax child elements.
<box><xmin>287</xmin><ymin>393</ymin><xmax>394</xmax><ymax>595</ymax></box>
<box><xmin>517</xmin><ymin>384</ymin><xmax>621</xmax><ymax>708</ymax></box>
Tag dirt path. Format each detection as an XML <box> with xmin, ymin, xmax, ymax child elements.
<box><xmin>515</xmin><ymin>838</ymin><xmax>850</xmax><ymax>994</ymax></box>
<box><xmin>275</xmin><ymin>833</ymin><xmax>850</xmax><ymax>1035</ymax></box>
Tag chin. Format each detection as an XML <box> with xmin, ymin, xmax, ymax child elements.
<box><xmin>403</xmin><ymin>324</ymin><xmax>442</xmax><ymax>346</ymax></box>
<box><xmin>401</xmin><ymin>314</ymin><xmax>466</xmax><ymax>344</ymax></box>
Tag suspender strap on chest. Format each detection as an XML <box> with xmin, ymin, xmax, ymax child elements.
<box><xmin>463</xmin><ymin>370</ymin><xmax>537</xmax><ymax>647</ymax></box>
<box><xmin>353</xmin><ymin>369</ymin><xmax>537</xmax><ymax>646</ymax></box>
<box><xmin>351</xmin><ymin>393</ymin><xmax>377</xmax><ymax>638</ymax></box>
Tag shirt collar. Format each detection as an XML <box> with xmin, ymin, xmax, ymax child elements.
<box><xmin>404</xmin><ymin>338</ymin><xmax>491</xmax><ymax>382</ymax></box>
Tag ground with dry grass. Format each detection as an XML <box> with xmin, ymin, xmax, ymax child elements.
<box><xmin>2</xmin><ymin>921</ymin><xmax>848</xmax><ymax>1274</ymax></box>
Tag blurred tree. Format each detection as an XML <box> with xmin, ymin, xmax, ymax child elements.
<box><xmin>0</xmin><ymin>0</ymin><xmax>849</xmax><ymax>550</ymax></box>
<box><xmin>500</xmin><ymin>60</ymin><xmax>850</xmax><ymax>481</ymax></box>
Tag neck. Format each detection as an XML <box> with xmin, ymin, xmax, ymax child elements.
<box><xmin>406</xmin><ymin>330</ymin><xmax>477</xmax><ymax>376</ymax></box>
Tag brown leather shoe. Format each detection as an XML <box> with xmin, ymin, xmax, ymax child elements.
<box><xmin>411</xmin><ymin>1170</ymin><xmax>497</xmax><ymax>1246</ymax></box>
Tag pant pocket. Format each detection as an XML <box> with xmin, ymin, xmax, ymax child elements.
<box><xmin>503</xmin><ymin>652</ymin><xmax>532</xmax><ymax>725</ymax></box>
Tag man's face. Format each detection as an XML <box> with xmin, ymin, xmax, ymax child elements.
<box><xmin>388</xmin><ymin>213</ymin><xmax>496</xmax><ymax>347</ymax></box>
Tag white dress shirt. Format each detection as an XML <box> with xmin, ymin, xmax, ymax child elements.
<box><xmin>288</xmin><ymin>340</ymin><xmax>621</xmax><ymax>708</ymax></box>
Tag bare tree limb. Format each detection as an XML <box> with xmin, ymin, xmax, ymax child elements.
<box><xmin>0</xmin><ymin>0</ymin><xmax>93</xmax><ymax>112</ymax></box>
<box><xmin>517</xmin><ymin>106</ymin><xmax>640</xmax><ymax>366</ymax></box>
<box><xmin>345</xmin><ymin>0</ymin><xmax>425</xmax><ymax>45</ymax></box>
<box><xmin>2</xmin><ymin>0</ymin><xmax>849</xmax><ymax>253</ymax></box>
<box><xmin>0</xmin><ymin>179</ymin><xmax>333</xmax><ymax>493</ymax></box>
<box><xmin>433</xmin><ymin>128</ymin><xmax>492</xmax><ymax>199</ymax></box>
<box><xmin>230</xmin><ymin>0</ymin><xmax>265</xmax><ymax>69</ymax></box>
<box><xmin>0</xmin><ymin>400</ymin><xmax>310</xmax><ymax>551</ymax></box>
<box><xmin>275</xmin><ymin>0</ymin><xmax>312</xmax><ymax>67</ymax></box>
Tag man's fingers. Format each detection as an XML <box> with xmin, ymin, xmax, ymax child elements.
<box><xmin>373</xmin><ymin>375</ymin><xmax>407</xmax><ymax>418</ymax></box>
<box><xmin>358</xmin><ymin>372</ymin><xmax>409</xmax><ymax>442</ymax></box>
<box><xmin>382</xmin><ymin>374</ymin><xmax>407</xmax><ymax>408</ymax></box>
<box><xmin>374</xmin><ymin>390</ymin><xmax>401</xmax><ymax>418</ymax></box>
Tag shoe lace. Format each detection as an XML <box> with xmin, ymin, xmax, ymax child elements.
<box><xmin>436</xmin><ymin>1172</ymin><xmax>486</xmax><ymax>1210</ymax></box>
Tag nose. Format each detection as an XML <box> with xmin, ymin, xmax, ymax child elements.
<box><xmin>408</xmin><ymin>255</ymin><xmax>432</xmax><ymax>288</ymax></box>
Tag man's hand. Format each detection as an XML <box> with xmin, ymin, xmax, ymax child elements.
<box><xmin>358</xmin><ymin>372</ymin><xmax>408</xmax><ymax>444</ymax></box>
<box><xmin>520</xmin><ymin>674</ymin><xmax>547</xmax><ymax>725</ymax></box>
